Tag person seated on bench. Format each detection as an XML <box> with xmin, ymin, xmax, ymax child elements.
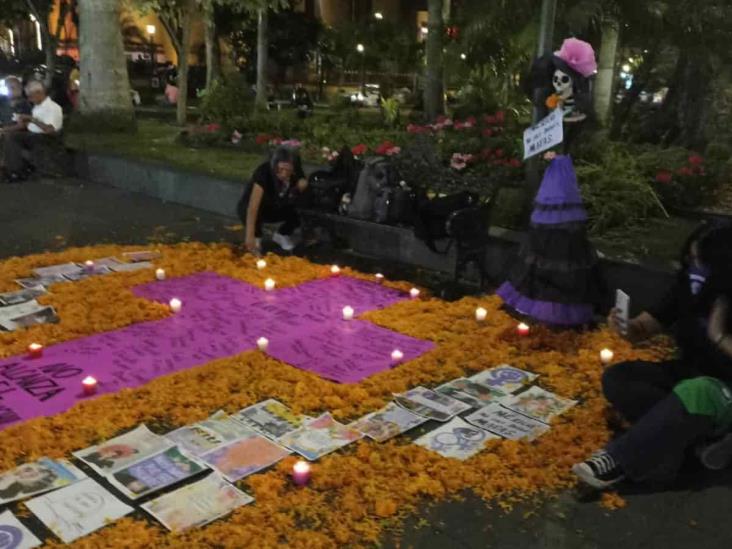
<box><xmin>238</xmin><ymin>146</ymin><xmax>309</xmax><ymax>253</ymax></box>
<box><xmin>0</xmin><ymin>76</ymin><xmax>32</xmax><ymax>131</ymax></box>
<box><xmin>2</xmin><ymin>80</ymin><xmax>63</xmax><ymax>183</ymax></box>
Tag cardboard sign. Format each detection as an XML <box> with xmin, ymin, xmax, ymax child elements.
<box><xmin>523</xmin><ymin>108</ymin><xmax>564</xmax><ymax>160</ymax></box>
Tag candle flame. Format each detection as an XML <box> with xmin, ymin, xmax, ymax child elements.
<box><xmin>293</xmin><ymin>460</ymin><xmax>310</xmax><ymax>473</ymax></box>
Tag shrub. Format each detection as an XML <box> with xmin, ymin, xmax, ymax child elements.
<box><xmin>198</xmin><ymin>76</ymin><xmax>252</xmax><ymax>125</ymax></box>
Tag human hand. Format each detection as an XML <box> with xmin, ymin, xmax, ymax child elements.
<box><xmin>543</xmin><ymin>151</ymin><xmax>557</xmax><ymax>161</ymax></box>
<box><xmin>297</xmin><ymin>178</ymin><xmax>308</xmax><ymax>192</ymax></box>
<box><xmin>16</xmin><ymin>114</ymin><xmax>32</xmax><ymax>123</ymax></box>
<box><xmin>245</xmin><ymin>236</ymin><xmax>260</xmax><ymax>254</ymax></box>
<box><xmin>708</xmin><ymin>297</ymin><xmax>729</xmax><ymax>344</ymax></box>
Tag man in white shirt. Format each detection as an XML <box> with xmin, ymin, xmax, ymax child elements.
<box><xmin>2</xmin><ymin>80</ymin><xmax>64</xmax><ymax>183</ymax></box>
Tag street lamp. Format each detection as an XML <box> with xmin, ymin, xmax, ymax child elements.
<box><xmin>374</xmin><ymin>11</ymin><xmax>383</xmax><ymax>20</ymax></box>
<box><xmin>146</xmin><ymin>25</ymin><xmax>157</xmax><ymax>84</ymax></box>
<box><xmin>356</xmin><ymin>43</ymin><xmax>365</xmax><ymax>88</ymax></box>
<box><xmin>460</xmin><ymin>53</ymin><xmax>467</xmax><ymax>60</ymax></box>
<box><xmin>356</xmin><ymin>43</ymin><xmax>365</xmax><ymax>53</ymax></box>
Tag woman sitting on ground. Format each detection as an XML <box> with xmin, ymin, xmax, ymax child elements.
<box><xmin>573</xmin><ymin>223</ymin><xmax>732</xmax><ymax>489</ymax></box>
<box><xmin>238</xmin><ymin>146</ymin><xmax>308</xmax><ymax>253</ymax></box>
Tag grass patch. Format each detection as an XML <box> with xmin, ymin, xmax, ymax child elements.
<box><xmin>66</xmin><ymin>119</ymin><xmax>263</xmax><ymax>181</ymax></box>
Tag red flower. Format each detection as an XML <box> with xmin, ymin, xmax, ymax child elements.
<box><xmin>508</xmin><ymin>158</ymin><xmax>522</xmax><ymax>168</ymax></box>
<box><xmin>688</xmin><ymin>155</ymin><xmax>704</xmax><ymax>166</ymax></box>
<box><xmin>351</xmin><ymin>143</ymin><xmax>368</xmax><ymax>156</ymax></box>
<box><xmin>495</xmin><ymin>111</ymin><xmax>506</xmax><ymax>124</ymax></box>
<box><xmin>407</xmin><ymin>123</ymin><xmax>429</xmax><ymax>134</ymax></box>
<box><xmin>495</xmin><ymin>148</ymin><xmax>505</xmax><ymax>158</ymax></box>
<box><xmin>676</xmin><ymin>166</ymin><xmax>693</xmax><ymax>177</ymax></box>
<box><xmin>205</xmin><ymin>123</ymin><xmax>221</xmax><ymax>133</ymax></box>
<box><xmin>482</xmin><ymin>128</ymin><xmax>494</xmax><ymax>138</ymax></box>
<box><xmin>655</xmin><ymin>170</ymin><xmax>673</xmax><ymax>184</ymax></box>
<box><xmin>466</xmin><ymin>116</ymin><xmax>477</xmax><ymax>127</ymax></box>
<box><xmin>255</xmin><ymin>133</ymin><xmax>270</xmax><ymax>145</ymax></box>
<box><xmin>375</xmin><ymin>141</ymin><xmax>397</xmax><ymax>155</ymax></box>
<box><xmin>437</xmin><ymin>115</ymin><xmax>449</xmax><ymax>124</ymax></box>
<box><xmin>484</xmin><ymin>115</ymin><xmax>496</xmax><ymax>126</ymax></box>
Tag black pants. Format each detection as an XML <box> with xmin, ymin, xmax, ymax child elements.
<box><xmin>603</xmin><ymin>360</ymin><xmax>716</xmax><ymax>483</ymax></box>
<box><xmin>237</xmin><ymin>196</ymin><xmax>300</xmax><ymax>238</ymax></box>
<box><xmin>2</xmin><ymin>131</ymin><xmax>55</xmax><ymax>174</ymax></box>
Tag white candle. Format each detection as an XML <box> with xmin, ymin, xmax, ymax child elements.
<box><xmin>330</xmin><ymin>265</ymin><xmax>341</xmax><ymax>276</ymax></box>
<box><xmin>600</xmin><ymin>348</ymin><xmax>615</xmax><ymax>365</ymax></box>
<box><xmin>256</xmin><ymin>259</ymin><xmax>267</xmax><ymax>270</ymax></box>
<box><xmin>375</xmin><ymin>273</ymin><xmax>384</xmax><ymax>284</ymax></box>
<box><xmin>475</xmin><ymin>307</ymin><xmax>487</xmax><ymax>322</ymax></box>
<box><xmin>257</xmin><ymin>337</ymin><xmax>269</xmax><ymax>351</ymax></box>
<box><xmin>84</xmin><ymin>260</ymin><xmax>95</xmax><ymax>272</ymax></box>
<box><xmin>517</xmin><ymin>322</ymin><xmax>530</xmax><ymax>336</ymax></box>
<box><xmin>409</xmin><ymin>288</ymin><xmax>420</xmax><ymax>299</ymax></box>
<box><xmin>391</xmin><ymin>349</ymin><xmax>404</xmax><ymax>364</ymax></box>
<box><xmin>155</xmin><ymin>268</ymin><xmax>166</xmax><ymax>281</ymax></box>
<box><xmin>264</xmin><ymin>278</ymin><xmax>276</xmax><ymax>291</ymax></box>
<box><xmin>82</xmin><ymin>376</ymin><xmax>98</xmax><ymax>396</ymax></box>
<box><xmin>169</xmin><ymin>298</ymin><xmax>182</xmax><ymax>313</ymax></box>
<box><xmin>28</xmin><ymin>342</ymin><xmax>43</xmax><ymax>358</ymax></box>
<box><xmin>292</xmin><ymin>460</ymin><xmax>311</xmax><ymax>486</ymax></box>
<box><xmin>342</xmin><ymin>306</ymin><xmax>354</xmax><ymax>321</ymax></box>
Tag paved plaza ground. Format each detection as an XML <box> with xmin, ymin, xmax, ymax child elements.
<box><xmin>2</xmin><ymin>177</ymin><xmax>731</xmax><ymax>548</ymax></box>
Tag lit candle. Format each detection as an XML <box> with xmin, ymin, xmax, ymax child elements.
<box><xmin>155</xmin><ymin>268</ymin><xmax>166</xmax><ymax>281</ymax></box>
<box><xmin>264</xmin><ymin>278</ymin><xmax>276</xmax><ymax>292</ymax></box>
<box><xmin>82</xmin><ymin>376</ymin><xmax>98</xmax><ymax>396</ymax></box>
<box><xmin>256</xmin><ymin>259</ymin><xmax>267</xmax><ymax>270</ymax></box>
<box><xmin>330</xmin><ymin>265</ymin><xmax>341</xmax><ymax>276</ymax></box>
<box><xmin>169</xmin><ymin>298</ymin><xmax>182</xmax><ymax>313</ymax></box>
<box><xmin>391</xmin><ymin>349</ymin><xmax>404</xmax><ymax>364</ymax></box>
<box><xmin>292</xmin><ymin>460</ymin><xmax>311</xmax><ymax>487</ymax></box>
<box><xmin>84</xmin><ymin>260</ymin><xmax>95</xmax><ymax>273</ymax></box>
<box><xmin>375</xmin><ymin>273</ymin><xmax>384</xmax><ymax>284</ymax></box>
<box><xmin>517</xmin><ymin>322</ymin><xmax>530</xmax><ymax>336</ymax></box>
<box><xmin>409</xmin><ymin>288</ymin><xmax>420</xmax><ymax>299</ymax></box>
<box><xmin>257</xmin><ymin>337</ymin><xmax>269</xmax><ymax>352</ymax></box>
<box><xmin>600</xmin><ymin>348</ymin><xmax>615</xmax><ymax>365</ymax></box>
<box><xmin>475</xmin><ymin>307</ymin><xmax>487</xmax><ymax>322</ymax></box>
<box><xmin>27</xmin><ymin>342</ymin><xmax>43</xmax><ymax>359</ymax></box>
<box><xmin>342</xmin><ymin>306</ymin><xmax>355</xmax><ymax>321</ymax></box>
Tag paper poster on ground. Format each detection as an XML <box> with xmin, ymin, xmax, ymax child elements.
<box><xmin>122</xmin><ymin>251</ymin><xmax>161</xmax><ymax>262</ymax></box>
<box><xmin>0</xmin><ymin>458</ymin><xmax>86</xmax><ymax>505</ymax></box>
<box><xmin>278</xmin><ymin>413</ymin><xmax>363</xmax><ymax>461</ymax></box>
<box><xmin>166</xmin><ymin>411</ymin><xmax>254</xmax><ymax>457</ymax></box>
<box><xmin>436</xmin><ymin>378</ymin><xmax>506</xmax><ymax>408</ymax></box>
<box><xmin>16</xmin><ymin>274</ymin><xmax>68</xmax><ymax>290</ymax></box>
<box><xmin>465</xmin><ymin>403</ymin><xmax>550</xmax><ymax>440</ymax></box>
<box><xmin>26</xmin><ymin>478</ymin><xmax>133</xmax><ymax>544</ymax></box>
<box><xmin>201</xmin><ymin>433</ymin><xmax>290</xmax><ymax>482</ymax></box>
<box><xmin>0</xmin><ymin>300</ymin><xmax>46</xmax><ymax>331</ymax></box>
<box><xmin>503</xmin><ymin>386</ymin><xmax>577</xmax><ymax>424</ymax></box>
<box><xmin>73</xmin><ymin>424</ymin><xmax>172</xmax><ymax>476</ymax></box>
<box><xmin>200</xmin><ymin>410</ymin><xmax>260</xmax><ymax>441</ymax></box>
<box><xmin>4</xmin><ymin>307</ymin><xmax>59</xmax><ymax>331</ymax></box>
<box><xmin>394</xmin><ymin>386</ymin><xmax>471</xmax><ymax>422</ymax></box>
<box><xmin>108</xmin><ymin>446</ymin><xmax>206</xmax><ymax>500</ymax></box>
<box><xmin>469</xmin><ymin>365</ymin><xmax>538</xmax><ymax>394</ymax></box>
<box><xmin>350</xmin><ymin>402</ymin><xmax>427</xmax><ymax>442</ymax></box>
<box><xmin>62</xmin><ymin>266</ymin><xmax>113</xmax><ymax>282</ymax></box>
<box><xmin>142</xmin><ymin>473</ymin><xmax>253</xmax><ymax>532</ymax></box>
<box><xmin>0</xmin><ymin>510</ymin><xmax>42</xmax><ymax>549</ymax></box>
<box><xmin>32</xmin><ymin>263</ymin><xmax>83</xmax><ymax>277</ymax></box>
<box><xmin>414</xmin><ymin>417</ymin><xmax>498</xmax><ymax>460</ymax></box>
<box><xmin>109</xmin><ymin>261</ymin><xmax>154</xmax><ymax>273</ymax></box>
<box><xmin>233</xmin><ymin>399</ymin><xmax>310</xmax><ymax>440</ymax></box>
<box><xmin>0</xmin><ymin>287</ymin><xmax>46</xmax><ymax>307</ymax></box>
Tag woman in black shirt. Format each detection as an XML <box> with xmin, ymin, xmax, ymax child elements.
<box><xmin>573</xmin><ymin>224</ymin><xmax>732</xmax><ymax>489</ymax></box>
<box><xmin>237</xmin><ymin>146</ymin><xmax>308</xmax><ymax>253</ymax></box>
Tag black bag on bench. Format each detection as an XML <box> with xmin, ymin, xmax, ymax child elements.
<box><xmin>413</xmin><ymin>191</ymin><xmax>480</xmax><ymax>253</ymax></box>
<box><xmin>308</xmin><ymin>147</ymin><xmax>362</xmax><ymax>213</ymax></box>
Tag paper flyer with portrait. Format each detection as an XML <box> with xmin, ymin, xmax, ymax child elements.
<box><xmin>0</xmin><ymin>287</ymin><xmax>46</xmax><ymax>307</ymax></box>
<box><xmin>503</xmin><ymin>386</ymin><xmax>577</xmax><ymax>424</ymax></box>
<box><xmin>166</xmin><ymin>411</ymin><xmax>254</xmax><ymax>457</ymax></box>
<box><xmin>15</xmin><ymin>274</ymin><xmax>68</xmax><ymax>290</ymax></box>
<box><xmin>469</xmin><ymin>365</ymin><xmax>539</xmax><ymax>394</ymax></box>
<box><xmin>73</xmin><ymin>424</ymin><xmax>173</xmax><ymax>476</ymax></box>
<box><xmin>233</xmin><ymin>399</ymin><xmax>311</xmax><ymax>441</ymax></box>
<box><xmin>0</xmin><ymin>510</ymin><xmax>42</xmax><ymax>549</ymax></box>
<box><xmin>414</xmin><ymin>417</ymin><xmax>498</xmax><ymax>460</ymax></box>
<box><xmin>278</xmin><ymin>413</ymin><xmax>363</xmax><ymax>461</ymax></box>
<box><xmin>201</xmin><ymin>433</ymin><xmax>290</xmax><ymax>482</ymax></box>
<box><xmin>436</xmin><ymin>378</ymin><xmax>507</xmax><ymax>408</ymax></box>
<box><xmin>0</xmin><ymin>457</ymin><xmax>86</xmax><ymax>505</ymax></box>
<box><xmin>142</xmin><ymin>473</ymin><xmax>254</xmax><ymax>532</ymax></box>
<box><xmin>32</xmin><ymin>262</ymin><xmax>83</xmax><ymax>278</ymax></box>
<box><xmin>0</xmin><ymin>300</ymin><xmax>46</xmax><ymax>331</ymax></box>
<box><xmin>394</xmin><ymin>386</ymin><xmax>471</xmax><ymax>422</ymax></box>
<box><xmin>122</xmin><ymin>251</ymin><xmax>161</xmax><ymax>262</ymax></box>
<box><xmin>350</xmin><ymin>402</ymin><xmax>427</xmax><ymax>442</ymax></box>
<box><xmin>25</xmin><ymin>478</ymin><xmax>133</xmax><ymax>544</ymax></box>
<box><xmin>465</xmin><ymin>403</ymin><xmax>550</xmax><ymax>440</ymax></box>
<box><xmin>108</xmin><ymin>446</ymin><xmax>206</xmax><ymax>500</ymax></box>
<box><xmin>109</xmin><ymin>261</ymin><xmax>154</xmax><ymax>273</ymax></box>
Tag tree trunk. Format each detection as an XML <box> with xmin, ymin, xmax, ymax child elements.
<box><xmin>204</xmin><ymin>12</ymin><xmax>221</xmax><ymax>89</ymax></box>
<box><xmin>255</xmin><ymin>8</ymin><xmax>269</xmax><ymax>111</ymax></box>
<box><xmin>176</xmin><ymin>0</ymin><xmax>195</xmax><ymax>126</ymax></box>
<box><xmin>43</xmin><ymin>36</ymin><xmax>56</xmax><ymax>90</ymax></box>
<box><xmin>78</xmin><ymin>0</ymin><xmax>134</xmax><ymax>126</ymax></box>
<box><xmin>593</xmin><ymin>15</ymin><xmax>620</xmax><ymax>126</ymax></box>
<box><xmin>423</xmin><ymin>0</ymin><xmax>444</xmax><ymax>122</ymax></box>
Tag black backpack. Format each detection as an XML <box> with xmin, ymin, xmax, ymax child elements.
<box><xmin>308</xmin><ymin>147</ymin><xmax>362</xmax><ymax>212</ymax></box>
<box><xmin>413</xmin><ymin>191</ymin><xmax>480</xmax><ymax>252</ymax></box>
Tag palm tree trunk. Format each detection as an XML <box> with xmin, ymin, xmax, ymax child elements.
<box><xmin>176</xmin><ymin>0</ymin><xmax>195</xmax><ymax>126</ymax></box>
<box><xmin>593</xmin><ymin>15</ymin><xmax>620</xmax><ymax>126</ymax></box>
<box><xmin>78</xmin><ymin>0</ymin><xmax>134</xmax><ymax>126</ymax></box>
<box><xmin>423</xmin><ymin>0</ymin><xmax>444</xmax><ymax>122</ymax></box>
<box><xmin>204</xmin><ymin>12</ymin><xmax>221</xmax><ymax>89</ymax></box>
<box><xmin>255</xmin><ymin>8</ymin><xmax>269</xmax><ymax>111</ymax></box>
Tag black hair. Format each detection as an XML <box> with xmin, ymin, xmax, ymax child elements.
<box><xmin>82</xmin><ymin>451</ymin><xmax>115</xmax><ymax>469</ymax></box>
<box><xmin>269</xmin><ymin>146</ymin><xmax>302</xmax><ymax>174</ymax></box>
<box><xmin>698</xmin><ymin>224</ymin><xmax>732</xmax><ymax>300</ymax></box>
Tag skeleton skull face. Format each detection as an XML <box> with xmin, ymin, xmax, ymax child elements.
<box><xmin>553</xmin><ymin>69</ymin><xmax>573</xmax><ymax>99</ymax></box>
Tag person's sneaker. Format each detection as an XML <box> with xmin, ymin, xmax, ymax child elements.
<box><xmin>272</xmin><ymin>232</ymin><xmax>295</xmax><ymax>252</ymax></box>
<box><xmin>572</xmin><ymin>450</ymin><xmax>625</xmax><ymax>489</ymax></box>
<box><xmin>699</xmin><ymin>433</ymin><xmax>732</xmax><ymax>470</ymax></box>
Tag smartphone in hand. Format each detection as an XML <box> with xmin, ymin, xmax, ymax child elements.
<box><xmin>615</xmin><ymin>289</ymin><xmax>630</xmax><ymax>335</ymax></box>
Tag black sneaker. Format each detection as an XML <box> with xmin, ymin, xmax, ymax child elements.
<box><xmin>699</xmin><ymin>433</ymin><xmax>732</xmax><ymax>470</ymax></box>
<box><xmin>572</xmin><ymin>450</ymin><xmax>625</xmax><ymax>489</ymax></box>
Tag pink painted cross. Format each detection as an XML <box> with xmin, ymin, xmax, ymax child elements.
<box><xmin>0</xmin><ymin>273</ymin><xmax>433</xmax><ymax>430</ymax></box>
